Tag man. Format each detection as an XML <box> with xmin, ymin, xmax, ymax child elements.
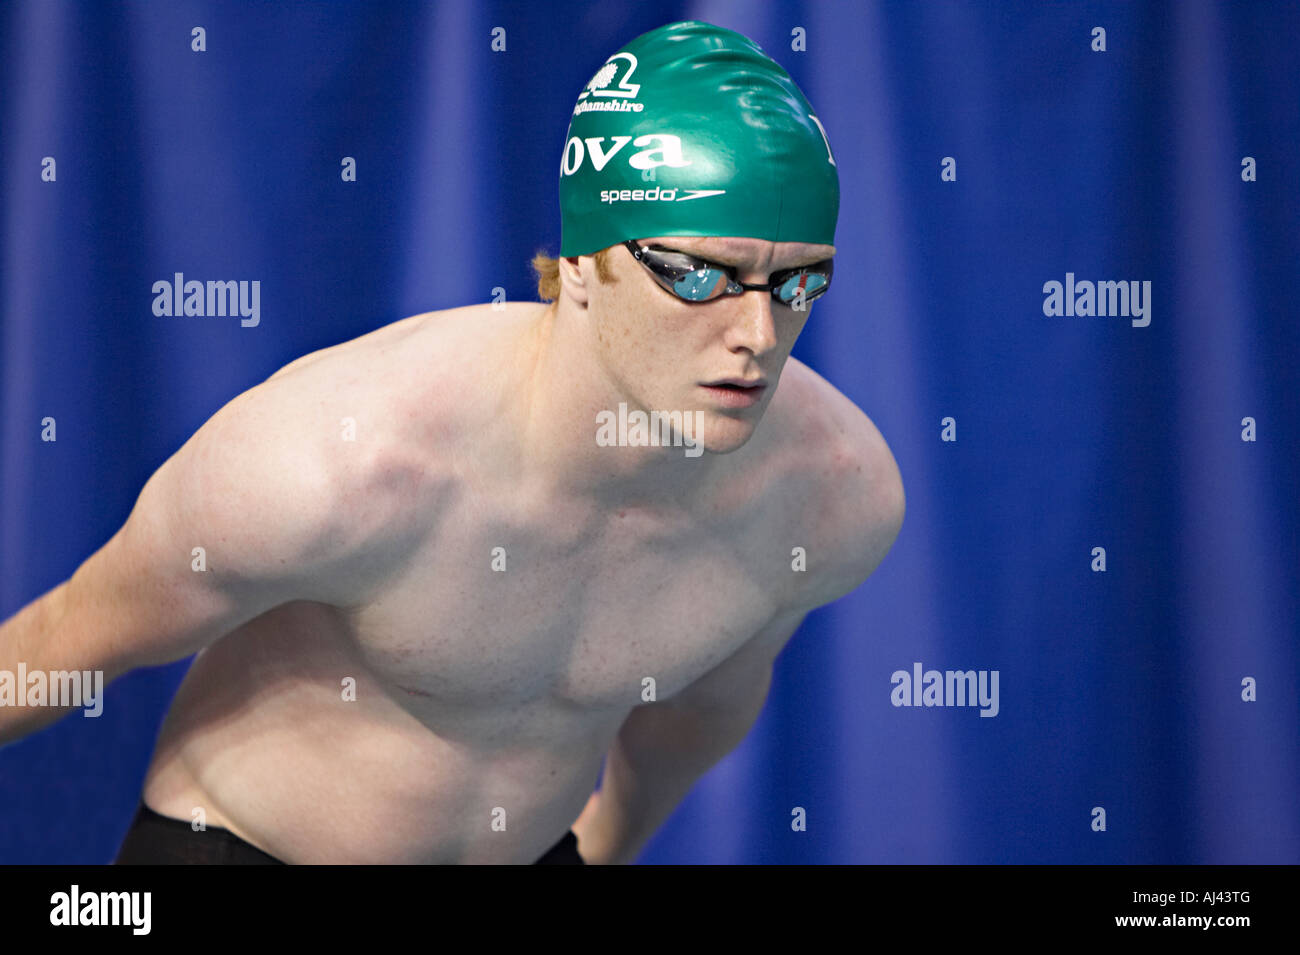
<box><xmin>0</xmin><ymin>20</ymin><xmax>903</xmax><ymax>864</ymax></box>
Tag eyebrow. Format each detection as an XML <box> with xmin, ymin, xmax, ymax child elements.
<box><xmin>655</xmin><ymin>244</ymin><xmax>832</xmax><ymax>270</ymax></box>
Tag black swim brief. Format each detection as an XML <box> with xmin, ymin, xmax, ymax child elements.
<box><xmin>113</xmin><ymin>802</ymin><xmax>585</xmax><ymax>865</ymax></box>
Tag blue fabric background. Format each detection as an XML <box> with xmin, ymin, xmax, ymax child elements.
<box><xmin>1</xmin><ymin>0</ymin><xmax>1296</xmax><ymax>864</ymax></box>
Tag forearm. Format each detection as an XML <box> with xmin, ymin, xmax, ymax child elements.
<box><xmin>0</xmin><ymin>584</ymin><xmax>75</xmax><ymax>746</ymax></box>
<box><xmin>578</xmin><ymin>672</ymin><xmax>770</xmax><ymax>864</ymax></box>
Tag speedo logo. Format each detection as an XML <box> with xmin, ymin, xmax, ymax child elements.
<box><xmin>562</xmin><ymin>134</ymin><xmax>691</xmax><ymax>176</ymax></box>
<box><xmin>600</xmin><ymin>187</ymin><xmax>726</xmax><ymax>204</ymax></box>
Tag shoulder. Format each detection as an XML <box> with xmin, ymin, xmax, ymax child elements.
<box><xmin>764</xmin><ymin>357</ymin><xmax>905</xmax><ymax>610</ymax></box>
<box><xmin>161</xmin><ymin>314</ymin><xmax>473</xmax><ymax>603</ymax></box>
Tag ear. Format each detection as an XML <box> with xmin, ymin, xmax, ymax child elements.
<box><xmin>556</xmin><ymin>255</ymin><xmax>590</xmax><ymax>307</ymax></box>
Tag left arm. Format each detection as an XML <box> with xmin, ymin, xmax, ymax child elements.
<box><xmin>571</xmin><ymin>607</ymin><xmax>806</xmax><ymax>865</ymax></box>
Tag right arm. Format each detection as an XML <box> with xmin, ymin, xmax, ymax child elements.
<box><xmin>0</xmin><ymin>383</ymin><xmax>414</xmax><ymax>746</ymax></box>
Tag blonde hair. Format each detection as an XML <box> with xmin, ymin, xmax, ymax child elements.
<box><xmin>531</xmin><ymin>247</ymin><xmax>618</xmax><ymax>302</ymax></box>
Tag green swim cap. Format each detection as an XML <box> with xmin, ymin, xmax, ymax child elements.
<box><xmin>558</xmin><ymin>20</ymin><xmax>839</xmax><ymax>258</ymax></box>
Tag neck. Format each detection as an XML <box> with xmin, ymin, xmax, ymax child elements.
<box><xmin>516</xmin><ymin>297</ymin><xmax>729</xmax><ymax>513</ymax></box>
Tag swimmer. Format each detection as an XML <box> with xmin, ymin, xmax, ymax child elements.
<box><xmin>0</xmin><ymin>20</ymin><xmax>903</xmax><ymax>864</ymax></box>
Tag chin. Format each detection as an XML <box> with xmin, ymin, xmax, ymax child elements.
<box><xmin>689</xmin><ymin>411</ymin><xmax>759</xmax><ymax>455</ymax></box>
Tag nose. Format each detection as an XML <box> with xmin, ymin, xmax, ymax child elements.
<box><xmin>723</xmin><ymin>291</ymin><xmax>779</xmax><ymax>356</ymax></box>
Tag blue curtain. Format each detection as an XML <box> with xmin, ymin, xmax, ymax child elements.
<box><xmin>2</xmin><ymin>0</ymin><xmax>1295</xmax><ymax>864</ymax></box>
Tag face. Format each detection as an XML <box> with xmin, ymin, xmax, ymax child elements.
<box><xmin>580</xmin><ymin>235</ymin><xmax>836</xmax><ymax>454</ymax></box>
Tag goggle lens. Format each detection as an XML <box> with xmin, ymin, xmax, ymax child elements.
<box><xmin>672</xmin><ymin>268</ymin><xmax>731</xmax><ymax>301</ymax></box>
<box><xmin>632</xmin><ymin>243</ymin><xmax>832</xmax><ymax>305</ymax></box>
<box><xmin>773</xmin><ymin>270</ymin><xmax>829</xmax><ymax>304</ymax></box>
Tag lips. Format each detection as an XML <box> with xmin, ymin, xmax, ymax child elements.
<box><xmin>700</xmin><ymin>378</ymin><xmax>767</xmax><ymax>408</ymax></box>
<box><xmin>702</xmin><ymin>378</ymin><xmax>767</xmax><ymax>389</ymax></box>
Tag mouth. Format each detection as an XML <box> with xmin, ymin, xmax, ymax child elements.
<box><xmin>699</xmin><ymin>379</ymin><xmax>768</xmax><ymax>408</ymax></box>
<box><xmin>703</xmin><ymin>377</ymin><xmax>768</xmax><ymax>389</ymax></box>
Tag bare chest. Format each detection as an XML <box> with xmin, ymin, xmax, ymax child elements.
<box><xmin>345</xmin><ymin>496</ymin><xmax>782</xmax><ymax>714</ymax></box>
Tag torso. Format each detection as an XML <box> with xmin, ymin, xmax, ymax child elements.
<box><xmin>141</xmin><ymin>301</ymin><xmax>877</xmax><ymax>863</ymax></box>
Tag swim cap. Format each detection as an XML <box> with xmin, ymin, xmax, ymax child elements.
<box><xmin>558</xmin><ymin>20</ymin><xmax>839</xmax><ymax>258</ymax></box>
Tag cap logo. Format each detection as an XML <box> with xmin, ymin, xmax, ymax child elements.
<box><xmin>561</xmin><ymin>133</ymin><xmax>692</xmax><ymax>176</ymax></box>
<box><xmin>578</xmin><ymin>52</ymin><xmax>642</xmax><ymax>102</ymax></box>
